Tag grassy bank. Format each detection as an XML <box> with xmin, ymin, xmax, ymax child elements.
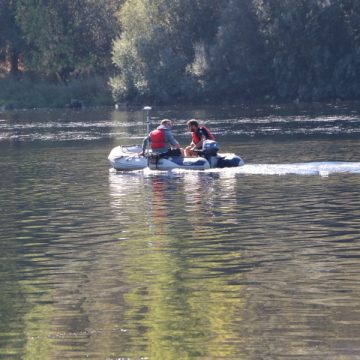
<box><xmin>0</xmin><ymin>75</ymin><xmax>114</xmax><ymax>109</ymax></box>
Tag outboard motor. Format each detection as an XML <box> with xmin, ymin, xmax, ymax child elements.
<box><xmin>202</xmin><ymin>140</ymin><xmax>219</xmax><ymax>155</ymax></box>
<box><xmin>199</xmin><ymin>140</ymin><xmax>219</xmax><ymax>167</ymax></box>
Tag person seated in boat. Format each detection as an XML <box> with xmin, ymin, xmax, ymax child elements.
<box><xmin>140</xmin><ymin>119</ymin><xmax>184</xmax><ymax>157</ymax></box>
<box><xmin>185</xmin><ymin>119</ymin><xmax>216</xmax><ymax>156</ymax></box>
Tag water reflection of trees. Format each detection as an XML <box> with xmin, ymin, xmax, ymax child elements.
<box><xmin>107</xmin><ymin>171</ymin><xmax>246</xmax><ymax>358</ymax></box>
<box><xmin>17</xmin><ymin>168</ymin><xmax>360</xmax><ymax>359</ymax></box>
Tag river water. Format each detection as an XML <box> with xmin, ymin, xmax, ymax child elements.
<box><xmin>1</xmin><ymin>103</ymin><xmax>360</xmax><ymax>359</ymax></box>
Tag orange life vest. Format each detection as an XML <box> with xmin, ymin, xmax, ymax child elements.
<box><xmin>150</xmin><ymin>129</ymin><xmax>166</xmax><ymax>149</ymax></box>
<box><xmin>192</xmin><ymin>126</ymin><xmax>215</xmax><ymax>144</ymax></box>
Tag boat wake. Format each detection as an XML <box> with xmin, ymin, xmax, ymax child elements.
<box><xmin>110</xmin><ymin>161</ymin><xmax>360</xmax><ymax>177</ymax></box>
<box><xmin>203</xmin><ymin>161</ymin><xmax>360</xmax><ymax>176</ymax></box>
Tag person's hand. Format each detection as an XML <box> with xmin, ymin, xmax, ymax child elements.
<box><xmin>138</xmin><ymin>151</ymin><xmax>145</xmax><ymax>156</ymax></box>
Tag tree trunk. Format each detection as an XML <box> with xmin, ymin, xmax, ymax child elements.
<box><xmin>9</xmin><ymin>48</ymin><xmax>19</xmax><ymax>75</ymax></box>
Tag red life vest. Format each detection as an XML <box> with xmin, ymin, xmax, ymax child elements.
<box><xmin>192</xmin><ymin>126</ymin><xmax>215</xmax><ymax>144</ymax></box>
<box><xmin>150</xmin><ymin>129</ymin><xmax>166</xmax><ymax>149</ymax></box>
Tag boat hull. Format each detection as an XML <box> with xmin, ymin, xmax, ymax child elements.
<box><xmin>108</xmin><ymin>145</ymin><xmax>244</xmax><ymax>171</ymax></box>
<box><xmin>108</xmin><ymin>145</ymin><xmax>148</xmax><ymax>171</ymax></box>
<box><xmin>148</xmin><ymin>154</ymin><xmax>210</xmax><ymax>170</ymax></box>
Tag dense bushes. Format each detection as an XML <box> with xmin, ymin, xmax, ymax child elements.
<box><xmin>1</xmin><ymin>0</ymin><xmax>360</xmax><ymax>107</ymax></box>
<box><xmin>111</xmin><ymin>0</ymin><xmax>360</xmax><ymax>104</ymax></box>
<box><xmin>0</xmin><ymin>0</ymin><xmax>122</xmax><ymax>81</ymax></box>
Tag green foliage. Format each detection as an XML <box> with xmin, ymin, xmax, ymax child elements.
<box><xmin>2</xmin><ymin>0</ymin><xmax>360</xmax><ymax>106</ymax></box>
<box><xmin>0</xmin><ymin>0</ymin><xmax>24</xmax><ymax>74</ymax></box>
<box><xmin>204</xmin><ymin>0</ymin><xmax>271</xmax><ymax>101</ymax></box>
<box><xmin>0</xmin><ymin>0</ymin><xmax>122</xmax><ymax>107</ymax></box>
<box><xmin>0</xmin><ymin>0</ymin><xmax>122</xmax><ymax>81</ymax></box>
<box><xmin>111</xmin><ymin>0</ymin><xmax>221</xmax><ymax>103</ymax></box>
<box><xmin>262</xmin><ymin>0</ymin><xmax>360</xmax><ymax>101</ymax></box>
<box><xmin>112</xmin><ymin>0</ymin><xmax>360</xmax><ymax>104</ymax></box>
<box><xmin>15</xmin><ymin>0</ymin><xmax>122</xmax><ymax>81</ymax></box>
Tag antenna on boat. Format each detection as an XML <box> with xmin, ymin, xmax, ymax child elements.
<box><xmin>143</xmin><ymin>106</ymin><xmax>152</xmax><ymax>134</ymax></box>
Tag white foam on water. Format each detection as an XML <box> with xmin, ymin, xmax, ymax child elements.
<box><xmin>127</xmin><ymin>161</ymin><xmax>360</xmax><ymax>177</ymax></box>
<box><xmin>225</xmin><ymin>161</ymin><xmax>360</xmax><ymax>176</ymax></box>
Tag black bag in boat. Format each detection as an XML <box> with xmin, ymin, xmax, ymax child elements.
<box><xmin>158</xmin><ymin>148</ymin><xmax>182</xmax><ymax>158</ymax></box>
<box><xmin>148</xmin><ymin>148</ymin><xmax>182</xmax><ymax>169</ymax></box>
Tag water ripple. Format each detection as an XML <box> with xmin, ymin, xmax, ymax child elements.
<box><xmin>1</xmin><ymin>106</ymin><xmax>360</xmax><ymax>142</ymax></box>
<box><xmin>1</xmin><ymin>108</ymin><xmax>360</xmax><ymax>359</ymax></box>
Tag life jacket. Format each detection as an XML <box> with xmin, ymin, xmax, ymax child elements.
<box><xmin>192</xmin><ymin>126</ymin><xmax>215</xmax><ymax>144</ymax></box>
<box><xmin>150</xmin><ymin>128</ymin><xmax>166</xmax><ymax>149</ymax></box>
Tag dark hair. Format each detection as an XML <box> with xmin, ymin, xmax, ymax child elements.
<box><xmin>187</xmin><ymin>119</ymin><xmax>199</xmax><ymax>127</ymax></box>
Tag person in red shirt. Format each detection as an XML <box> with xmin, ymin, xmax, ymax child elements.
<box><xmin>141</xmin><ymin>119</ymin><xmax>184</xmax><ymax>156</ymax></box>
<box><xmin>185</xmin><ymin>119</ymin><xmax>215</xmax><ymax>156</ymax></box>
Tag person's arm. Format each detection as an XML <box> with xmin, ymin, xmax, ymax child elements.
<box><xmin>166</xmin><ymin>130</ymin><xmax>180</xmax><ymax>149</ymax></box>
<box><xmin>140</xmin><ymin>135</ymin><xmax>150</xmax><ymax>155</ymax></box>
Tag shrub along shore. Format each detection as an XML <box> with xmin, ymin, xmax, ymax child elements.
<box><xmin>2</xmin><ymin>1</ymin><xmax>360</xmax><ymax>110</ymax></box>
<box><xmin>0</xmin><ymin>76</ymin><xmax>114</xmax><ymax>110</ymax></box>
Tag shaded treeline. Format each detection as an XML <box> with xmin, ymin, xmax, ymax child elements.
<box><xmin>1</xmin><ymin>0</ymin><xmax>360</xmax><ymax>107</ymax></box>
<box><xmin>0</xmin><ymin>0</ymin><xmax>122</xmax><ymax>80</ymax></box>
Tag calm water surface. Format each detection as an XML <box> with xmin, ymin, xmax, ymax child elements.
<box><xmin>1</xmin><ymin>104</ymin><xmax>360</xmax><ymax>359</ymax></box>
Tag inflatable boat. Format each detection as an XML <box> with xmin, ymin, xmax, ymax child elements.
<box><xmin>108</xmin><ymin>140</ymin><xmax>245</xmax><ymax>171</ymax></box>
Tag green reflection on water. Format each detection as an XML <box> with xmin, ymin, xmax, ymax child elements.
<box><xmin>1</xmin><ymin>170</ymin><xmax>245</xmax><ymax>359</ymax></box>
<box><xmin>108</xmin><ymin>175</ymin><xmax>245</xmax><ymax>359</ymax></box>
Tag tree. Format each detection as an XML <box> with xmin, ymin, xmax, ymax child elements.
<box><xmin>261</xmin><ymin>0</ymin><xmax>360</xmax><ymax>101</ymax></box>
<box><xmin>15</xmin><ymin>0</ymin><xmax>122</xmax><ymax>81</ymax></box>
<box><xmin>111</xmin><ymin>0</ymin><xmax>222</xmax><ymax>103</ymax></box>
<box><xmin>0</xmin><ymin>0</ymin><xmax>24</xmax><ymax>75</ymax></box>
<box><xmin>204</xmin><ymin>0</ymin><xmax>271</xmax><ymax>101</ymax></box>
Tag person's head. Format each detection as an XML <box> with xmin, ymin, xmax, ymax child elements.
<box><xmin>161</xmin><ymin>119</ymin><xmax>172</xmax><ymax>128</ymax></box>
<box><xmin>187</xmin><ymin>119</ymin><xmax>199</xmax><ymax>132</ymax></box>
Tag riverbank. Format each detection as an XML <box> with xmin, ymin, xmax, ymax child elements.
<box><xmin>0</xmin><ymin>75</ymin><xmax>114</xmax><ymax>110</ymax></box>
<box><xmin>2</xmin><ymin>74</ymin><xmax>359</xmax><ymax>112</ymax></box>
